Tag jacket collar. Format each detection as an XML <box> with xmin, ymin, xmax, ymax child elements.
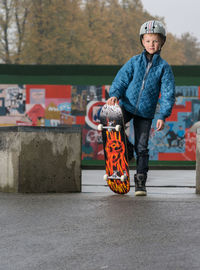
<box><xmin>142</xmin><ymin>49</ymin><xmax>161</xmax><ymax>66</ymax></box>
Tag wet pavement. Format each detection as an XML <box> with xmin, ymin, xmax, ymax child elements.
<box><xmin>0</xmin><ymin>170</ymin><xmax>200</xmax><ymax>270</ymax></box>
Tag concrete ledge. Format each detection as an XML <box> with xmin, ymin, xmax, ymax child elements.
<box><xmin>0</xmin><ymin>126</ymin><xmax>82</xmax><ymax>193</ymax></box>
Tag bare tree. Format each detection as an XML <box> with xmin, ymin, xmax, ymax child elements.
<box><xmin>0</xmin><ymin>0</ymin><xmax>13</xmax><ymax>63</ymax></box>
<box><xmin>180</xmin><ymin>33</ymin><xmax>200</xmax><ymax>65</ymax></box>
<box><xmin>13</xmin><ymin>0</ymin><xmax>29</xmax><ymax>63</ymax></box>
<box><xmin>0</xmin><ymin>0</ymin><xmax>30</xmax><ymax>63</ymax></box>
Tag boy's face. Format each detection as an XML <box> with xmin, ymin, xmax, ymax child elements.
<box><xmin>142</xmin><ymin>34</ymin><xmax>163</xmax><ymax>55</ymax></box>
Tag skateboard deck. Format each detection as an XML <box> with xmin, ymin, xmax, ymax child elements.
<box><xmin>98</xmin><ymin>104</ymin><xmax>130</xmax><ymax>194</ymax></box>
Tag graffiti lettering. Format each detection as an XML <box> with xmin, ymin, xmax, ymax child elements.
<box><xmin>86</xmin><ymin>130</ymin><xmax>102</xmax><ymax>143</ymax></box>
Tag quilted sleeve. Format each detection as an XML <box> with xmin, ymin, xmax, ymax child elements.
<box><xmin>159</xmin><ymin>64</ymin><xmax>175</xmax><ymax>120</ymax></box>
<box><xmin>109</xmin><ymin>58</ymin><xmax>134</xmax><ymax>100</ymax></box>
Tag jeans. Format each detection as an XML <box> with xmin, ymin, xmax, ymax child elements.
<box><xmin>122</xmin><ymin>107</ymin><xmax>152</xmax><ymax>174</ymax></box>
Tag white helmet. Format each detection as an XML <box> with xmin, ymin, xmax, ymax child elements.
<box><xmin>140</xmin><ymin>20</ymin><xmax>166</xmax><ymax>36</ymax></box>
<box><xmin>140</xmin><ymin>20</ymin><xmax>166</xmax><ymax>44</ymax></box>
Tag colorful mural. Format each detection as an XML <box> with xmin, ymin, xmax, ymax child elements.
<box><xmin>0</xmin><ymin>84</ymin><xmax>198</xmax><ymax>161</ymax></box>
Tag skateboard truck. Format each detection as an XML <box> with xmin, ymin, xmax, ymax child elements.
<box><xmin>98</xmin><ymin>124</ymin><xmax>121</xmax><ymax>132</ymax></box>
<box><xmin>104</xmin><ymin>172</ymin><xmax>128</xmax><ymax>182</ymax></box>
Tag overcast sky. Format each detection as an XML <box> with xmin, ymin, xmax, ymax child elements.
<box><xmin>141</xmin><ymin>0</ymin><xmax>200</xmax><ymax>41</ymax></box>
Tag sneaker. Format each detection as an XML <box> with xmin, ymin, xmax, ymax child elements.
<box><xmin>134</xmin><ymin>173</ymin><xmax>147</xmax><ymax>196</ymax></box>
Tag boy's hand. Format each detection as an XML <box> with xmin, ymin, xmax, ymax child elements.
<box><xmin>106</xmin><ymin>97</ymin><xmax>118</xmax><ymax>105</ymax></box>
<box><xmin>156</xmin><ymin>119</ymin><xmax>165</xmax><ymax>131</ymax></box>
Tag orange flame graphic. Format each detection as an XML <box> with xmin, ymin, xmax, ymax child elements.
<box><xmin>105</xmin><ymin>130</ymin><xmax>128</xmax><ymax>177</ymax></box>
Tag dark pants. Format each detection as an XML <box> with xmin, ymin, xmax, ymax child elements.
<box><xmin>122</xmin><ymin>107</ymin><xmax>152</xmax><ymax>174</ymax></box>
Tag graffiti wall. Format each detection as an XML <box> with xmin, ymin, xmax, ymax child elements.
<box><xmin>0</xmin><ymin>84</ymin><xmax>199</xmax><ymax>161</ymax></box>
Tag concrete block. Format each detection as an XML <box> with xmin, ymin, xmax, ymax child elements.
<box><xmin>0</xmin><ymin>126</ymin><xmax>82</xmax><ymax>193</ymax></box>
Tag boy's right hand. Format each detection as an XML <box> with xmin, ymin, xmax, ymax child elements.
<box><xmin>106</xmin><ymin>97</ymin><xmax>118</xmax><ymax>105</ymax></box>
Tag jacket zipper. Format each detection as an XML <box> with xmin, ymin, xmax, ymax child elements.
<box><xmin>134</xmin><ymin>60</ymin><xmax>152</xmax><ymax>114</ymax></box>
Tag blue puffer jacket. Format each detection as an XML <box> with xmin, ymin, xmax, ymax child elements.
<box><xmin>109</xmin><ymin>50</ymin><xmax>175</xmax><ymax>120</ymax></box>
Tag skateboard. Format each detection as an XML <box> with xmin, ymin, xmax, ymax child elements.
<box><xmin>98</xmin><ymin>104</ymin><xmax>130</xmax><ymax>194</ymax></box>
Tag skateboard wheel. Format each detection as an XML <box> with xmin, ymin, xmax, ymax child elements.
<box><xmin>115</xmin><ymin>125</ymin><xmax>121</xmax><ymax>132</ymax></box>
<box><xmin>121</xmin><ymin>175</ymin><xmax>125</xmax><ymax>181</ymax></box>
<box><xmin>98</xmin><ymin>124</ymin><xmax>103</xmax><ymax>131</ymax></box>
<box><xmin>104</xmin><ymin>174</ymin><xmax>108</xmax><ymax>181</ymax></box>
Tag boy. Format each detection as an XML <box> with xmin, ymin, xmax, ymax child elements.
<box><xmin>107</xmin><ymin>20</ymin><xmax>175</xmax><ymax>196</ymax></box>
